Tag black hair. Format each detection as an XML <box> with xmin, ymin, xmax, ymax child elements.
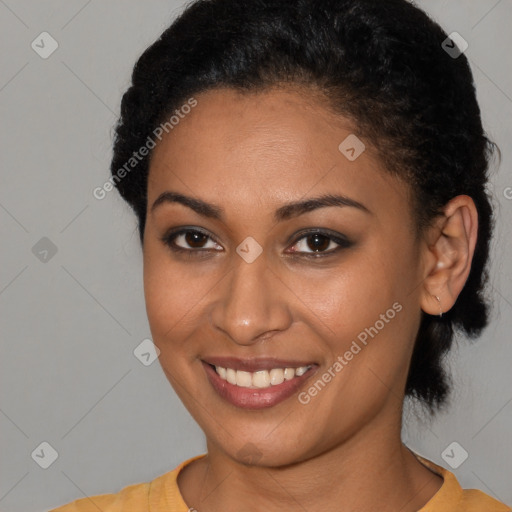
<box><xmin>110</xmin><ymin>0</ymin><xmax>498</xmax><ymax>413</ymax></box>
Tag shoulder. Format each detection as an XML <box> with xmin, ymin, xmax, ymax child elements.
<box><xmin>459</xmin><ymin>489</ymin><xmax>511</xmax><ymax>511</ymax></box>
<box><xmin>48</xmin><ymin>455</ymin><xmax>206</xmax><ymax>512</ymax></box>
<box><xmin>414</xmin><ymin>453</ymin><xmax>511</xmax><ymax>512</ymax></box>
<box><xmin>49</xmin><ymin>480</ymin><xmax>151</xmax><ymax>512</ymax></box>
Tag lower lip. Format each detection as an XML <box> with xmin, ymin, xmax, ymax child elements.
<box><xmin>202</xmin><ymin>362</ymin><xmax>316</xmax><ymax>410</ymax></box>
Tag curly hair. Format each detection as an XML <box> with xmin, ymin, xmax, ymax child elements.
<box><xmin>110</xmin><ymin>0</ymin><xmax>498</xmax><ymax>412</ymax></box>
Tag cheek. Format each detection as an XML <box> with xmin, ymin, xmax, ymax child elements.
<box><xmin>296</xmin><ymin>240</ymin><xmax>419</xmax><ymax>390</ymax></box>
<box><xmin>143</xmin><ymin>239</ymin><xmax>205</xmax><ymax>355</ymax></box>
<box><xmin>292</xmin><ymin>242</ymin><xmax>413</xmax><ymax>337</ymax></box>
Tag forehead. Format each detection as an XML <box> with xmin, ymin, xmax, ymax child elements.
<box><xmin>147</xmin><ymin>87</ymin><xmax>409</xmax><ymax>218</ymax></box>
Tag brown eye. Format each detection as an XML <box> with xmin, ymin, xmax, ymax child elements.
<box><xmin>184</xmin><ymin>231</ymin><xmax>209</xmax><ymax>248</ymax></box>
<box><xmin>162</xmin><ymin>228</ymin><xmax>223</xmax><ymax>254</ymax></box>
<box><xmin>305</xmin><ymin>233</ymin><xmax>331</xmax><ymax>252</ymax></box>
<box><xmin>288</xmin><ymin>229</ymin><xmax>353</xmax><ymax>257</ymax></box>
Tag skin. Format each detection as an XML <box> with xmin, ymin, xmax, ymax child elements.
<box><xmin>143</xmin><ymin>86</ymin><xmax>478</xmax><ymax>512</ymax></box>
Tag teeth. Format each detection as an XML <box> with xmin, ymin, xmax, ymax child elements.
<box><xmin>236</xmin><ymin>370</ymin><xmax>252</xmax><ymax>387</ymax></box>
<box><xmin>253</xmin><ymin>370</ymin><xmax>270</xmax><ymax>388</ymax></box>
<box><xmin>226</xmin><ymin>368</ymin><xmax>237</xmax><ymax>385</ymax></box>
<box><xmin>284</xmin><ymin>368</ymin><xmax>295</xmax><ymax>380</ymax></box>
<box><xmin>213</xmin><ymin>365</ymin><xmax>311</xmax><ymax>389</ymax></box>
<box><xmin>269</xmin><ymin>368</ymin><xmax>284</xmax><ymax>385</ymax></box>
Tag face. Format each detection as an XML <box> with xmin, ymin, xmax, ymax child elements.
<box><xmin>143</xmin><ymin>87</ymin><xmax>426</xmax><ymax>466</ymax></box>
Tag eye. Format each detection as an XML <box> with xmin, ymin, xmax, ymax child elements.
<box><xmin>161</xmin><ymin>227</ymin><xmax>352</xmax><ymax>259</ymax></box>
<box><xmin>287</xmin><ymin>229</ymin><xmax>352</xmax><ymax>257</ymax></box>
<box><xmin>162</xmin><ymin>228</ymin><xmax>223</xmax><ymax>255</ymax></box>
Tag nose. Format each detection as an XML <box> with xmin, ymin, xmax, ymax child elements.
<box><xmin>210</xmin><ymin>249</ymin><xmax>293</xmax><ymax>346</ymax></box>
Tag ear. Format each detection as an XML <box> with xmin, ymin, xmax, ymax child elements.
<box><xmin>420</xmin><ymin>195</ymin><xmax>479</xmax><ymax>316</ymax></box>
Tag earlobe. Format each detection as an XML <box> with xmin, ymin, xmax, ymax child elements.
<box><xmin>420</xmin><ymin>195</ymin><xmax>478</xmax><ymax>316</ymax></box>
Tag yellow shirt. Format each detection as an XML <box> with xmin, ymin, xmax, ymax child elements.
<box><xmin>50</xmin><ymin>453</ymin><xmax>511</xmax><ymax>511</ymax></box>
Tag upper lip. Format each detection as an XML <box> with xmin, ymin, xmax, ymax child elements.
<box><xmin>202</xmin><ymin>357</ymin><xmax>316</xmax><ymax>372</ymax></box>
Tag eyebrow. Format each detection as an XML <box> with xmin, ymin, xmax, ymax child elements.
<box><xmin>151</xmin><ymin>191</ymin><xmax>371</xmax><ymax>222</ymax></box>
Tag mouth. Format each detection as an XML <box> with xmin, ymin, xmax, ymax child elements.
<box><xmin>202</xmin><ymin>357</ymin><xmax>317</xmax><ymax>409</ymax></box>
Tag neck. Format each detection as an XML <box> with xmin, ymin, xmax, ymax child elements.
<box><xmin>178</xmin><ymin>406</ymin><xmax>443</xmax><ymax>512</ymax></box>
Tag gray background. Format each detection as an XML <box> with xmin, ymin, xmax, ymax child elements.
<box><xmin>0</xmin><ymin>1</ymin><xmax>511</xmax><ymax>510</ymax></box>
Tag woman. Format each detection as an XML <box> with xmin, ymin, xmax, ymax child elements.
<box><xmin>52</xmin><ymin>0</ymin><xmax>510</xmax><ymax>510</ymax></box>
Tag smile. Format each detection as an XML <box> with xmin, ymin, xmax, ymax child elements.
<box><xmin>214</xmin><ymin>365</ymin><xmax>311</xmax><ymax>389</ymax></box>
<box><xmin>202</xmin><ymin>358</ymin><xmax>317</xmax><ymax>409</ymax></box>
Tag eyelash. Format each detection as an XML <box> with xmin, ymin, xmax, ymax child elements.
<box><xmin>161</xmin><ymin>227</ymin><xmax>353</xmax><ymax>259</ymax></box>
